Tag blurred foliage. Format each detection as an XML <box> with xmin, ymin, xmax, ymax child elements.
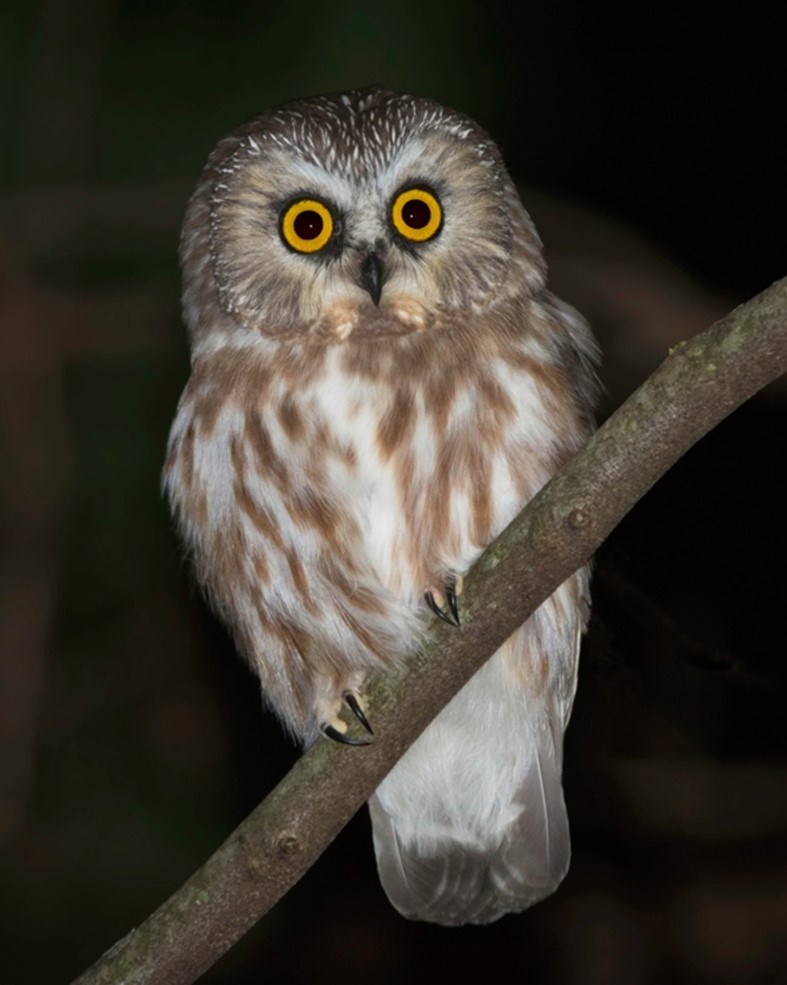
<box><xmin>0</xmin><ymin>2</ymin><xmax>785</xmax><ymax>983</ymax></box>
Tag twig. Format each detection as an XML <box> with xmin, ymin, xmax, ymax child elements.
<box><xmin>73</xmin><ymin>276</ymin><xmax>787</xmax><ymax>985</ymax></box>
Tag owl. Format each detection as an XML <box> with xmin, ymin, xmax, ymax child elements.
<box><xmin>163</xmin><ymin>87</ymin><xmax>599</xmax><ymax>926</ymax></box>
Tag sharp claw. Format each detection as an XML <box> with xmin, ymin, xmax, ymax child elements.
<box><xmin>321</xmin><ymin>723</ymin><xmax>372</xmax><ymax>747</ymax></box>
<box><xmin>424</xmin><ymin>589</ymin><xmax>460</xmax><ymax>627</ymax></box>
<box><xmin>425</xmin><ymin>590</ymin><xmax>452</xmax><ymax>624</ymax></box>
<box><xmin>343</xmin><ymin>692</ymin><xmax>374</xmax><ymax>735</ymax></box>
<box><xmin>446</xmin><ymin>585</ymin><xmax>461</xmax><ymax>626</ymax></box>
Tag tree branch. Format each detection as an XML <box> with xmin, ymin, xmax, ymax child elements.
<box><xmin>73</xmin><ymin>277</ymin><xmax>787</xmax><ymax>985</ymax></box>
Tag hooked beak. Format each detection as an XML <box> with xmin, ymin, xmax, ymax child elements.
<box><xmin>359</xmin><ymin>252</ymin><xmax>385</xmax><ymax>306</ymax></box>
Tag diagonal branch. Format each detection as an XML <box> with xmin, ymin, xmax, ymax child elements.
<box><xmin>74</xmin><ymin>276</ymin><xmax>787</xmax><ymax>985</ymax></box>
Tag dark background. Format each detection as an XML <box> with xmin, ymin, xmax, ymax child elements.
<box><xmin>1</xmin><ymin>2</ymin><xmax>785</xmax><ymax>983</ymax></box>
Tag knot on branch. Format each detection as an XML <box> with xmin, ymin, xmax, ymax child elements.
<box><xmin>273</xmin><ymin>831</ymin><xmax>300</xmax><ymax>858</ymax></box>
<box><xmin>568</xmin><ymin>507</ymin><xmax>589</xmax><ymax>529</ymax></box>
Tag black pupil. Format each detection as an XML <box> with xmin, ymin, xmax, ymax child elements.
<box><xmin>402</xmin><ymin>198</ymin><xmax>431</xmax><ymax>229</ymax></box>
<box><xmin>293</xmin><ymin>209</ymin><xmax>324</xmax><ymax>240</ymax></box>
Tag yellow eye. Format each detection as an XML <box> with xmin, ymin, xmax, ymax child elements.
<box><xmin>280</xmin><ymin>198</ymin><xmax>334</xmax><ymax>253</ymax></box>
<box><xmin>391</xmin><ymin>187</ymin><xmax>443</xmax><ymax>242</ymax></box>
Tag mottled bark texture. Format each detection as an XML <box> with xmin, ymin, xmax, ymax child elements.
<box><xmin>74</xmin><ymin>276</ymin><xmax>787</xmax><ymax>985</ymax></box>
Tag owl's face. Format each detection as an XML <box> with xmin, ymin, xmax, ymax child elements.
<box><xmin>182</xmin><ymin>89</ymin><xmax>544</xmax><ymax>347</ymax></box>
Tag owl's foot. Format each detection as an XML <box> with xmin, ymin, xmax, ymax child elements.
<box><xmin>318</xmin><ymin>688</ymin><xmax>373</xmax><ymax>746</ymax></box>
<box><xmin>424</xmin><ymin>574</ymin><xmax>463</xmax><ymax>627</ymax></box>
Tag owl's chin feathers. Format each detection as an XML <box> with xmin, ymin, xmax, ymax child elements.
<box><xmin>314</xmin><ymin>292</ymin><xmax>438</xmax><ymax>340</ymax></box>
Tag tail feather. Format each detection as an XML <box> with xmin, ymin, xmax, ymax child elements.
<box><xmin>489</xmin><ymin>739</ymin><xmax>571</xmax><ymax>913</ymax></box>
<box><xmin>368</xmin><ymin>615</ymin><xmax>577</xmax><ymax>925</ymax></box>
<box><xmin>370</xmin><ymin>731</ymin><xmax>570</xmax><ymax>925</ymax></box>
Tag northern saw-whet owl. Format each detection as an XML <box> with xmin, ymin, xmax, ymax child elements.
<box><xmin>164</xmin><ymin>87</ymin><xmax>599</xmax><ymax>925</ymax></box>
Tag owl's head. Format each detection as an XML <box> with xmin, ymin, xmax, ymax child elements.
<box><xmin>182</xmin><ymin>88</ymin><xmax>545</xmax><ymax>347</ymax></box>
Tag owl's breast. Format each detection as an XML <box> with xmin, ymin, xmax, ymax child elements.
<box><xmin>168</xmin><ymin>322</ymin><xmax>586</xmax><ymax>614</ymax></box>
<box><xmin>304</xmin><ymin>342</ymin><xmax>569</xmax><ymax>604</ymax></box>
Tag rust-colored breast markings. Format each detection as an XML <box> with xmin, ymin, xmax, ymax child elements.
<box><xmin>285</xmin><ymin>554</ymin><xmax>312</xmax><ymax>608</ymax></box>
<box><xmin>376</xmin><ymin>388</ymin><xmax>416</xmax><ymax>460</ymax></box>
<box><xmin>476</xmin><ymin>373</ymin><xmax>517</xmax><ymax>429</ymax></box>
<box><xmin>247</xmin><ymin>411</ymin><xmax>317</xmax><ymax>502</ymax></box>
<box><xmin>228</xmin><ymin>432</ymin><xmax>322</xmax><ymax>613</ymax></box>
<box><xmin>276</xmin><ymin>393</ymin><xmax>306</xmax><ymax>442</ymax></box>
<box><xmin>229</xmin><ymin>434</ymin><xmax>285</xmax><ymax>553</ymax></box>
<box><xmin>178</xmin><ymin>419</ymin><xmax>196</xmax><ymax>491</ymax></box>
<box><xmin>288</xmin><ymin>485</ymin><xmax>341</xmax><ymax>539</ymax></box>
<box><xmin>196</xmin><ymin>512</ymin><xmax>249</xmax><ymax>615</ymax></box>
<box><xmin>385</xmin><ymin>352</ymin><xmax>521</xmax><ymax>562</ymax></box>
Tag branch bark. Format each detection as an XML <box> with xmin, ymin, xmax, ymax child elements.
<box><xmin>74</xmin><ymin>277</ymin><xmax>787</xmax><ymax>985</ymax></box>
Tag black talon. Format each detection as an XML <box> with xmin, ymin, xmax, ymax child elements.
<box><xmin>321</xmin><ymin>723</ymin><xmax>372</xmax><ymax>746</ymax></box>
<box><xmin>344</xmin><ymin>692</ymin><xmax>374</xmax><ymax>735</ymax></box>
<box><xmin>425</xmin><ymin>589</ymin><xmax>460</xmax><ymax>627</ymax></box>
<box><xmin>446</xmin><ymin>584</ymin><xmax>461</xmax><ymax>626</ymax></box>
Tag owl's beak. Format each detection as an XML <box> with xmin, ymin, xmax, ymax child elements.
<box><xmin>359</xmin><ymin>253</ymin><xmax>385</xmax><ymax>306</ymax></box>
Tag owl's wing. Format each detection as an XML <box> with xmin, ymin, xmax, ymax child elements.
<box><xmin>369</xmin><ymin>587</ymin><xmax>581</xmax><ymax>926</ymax></box>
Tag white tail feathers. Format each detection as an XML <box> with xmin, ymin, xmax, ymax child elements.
<box><xmin>369</xmin><ymin>734</ymin><xmax>570</xmax><ymax>925</ymax></box>
<box><xmin>368</xmin><ymin>635</ymin><xmax>575</xmax><ymax>926</ymax></box>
